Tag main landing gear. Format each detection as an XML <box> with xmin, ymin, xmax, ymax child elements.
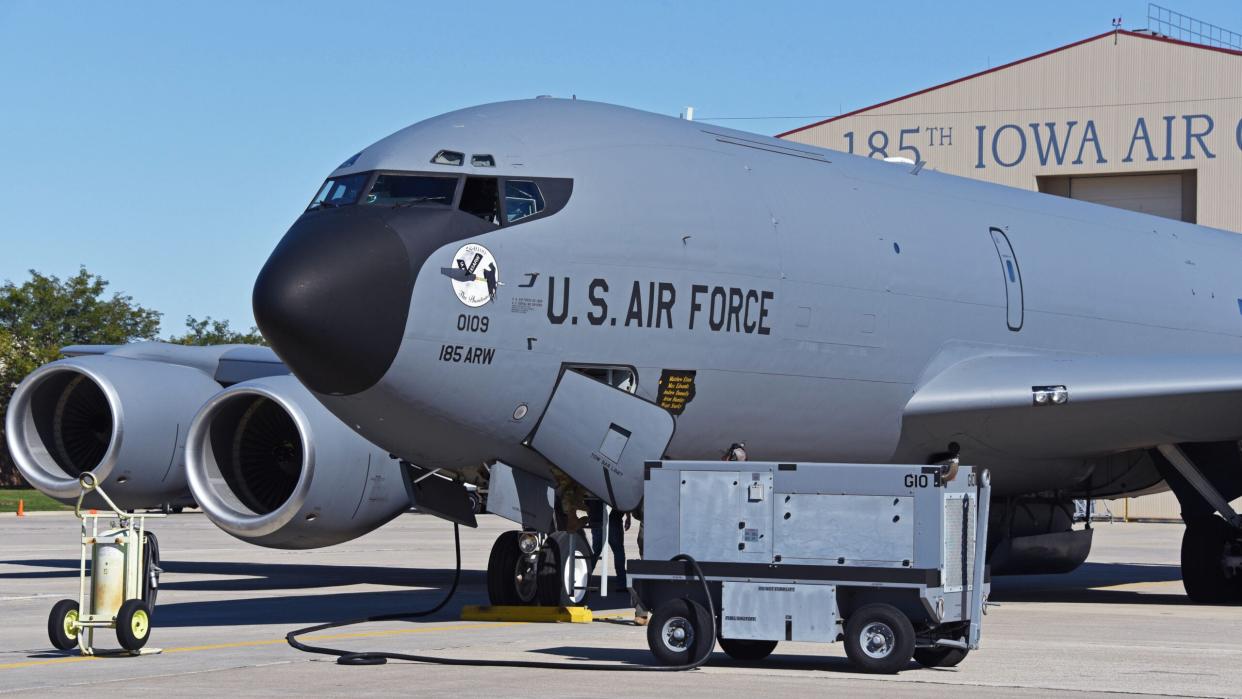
<box><xmin>486</xmin><ymin>530</ymin><xmax>592</xmax><ymax>607</ymax></box>
<box><xmin>1155</xmin><ymin>444</ymin><xmax>1242</xmax><ymax>603</ymax></box>
<box><xmin>1181</xmin><ymin>518</ymin><xmax>1242</xmax><ymax>603</ymax></box>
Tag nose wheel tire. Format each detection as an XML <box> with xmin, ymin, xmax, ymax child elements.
<box><xmin>48</xmin><ymin>599</ymin><xmax>80</xmax><ymax>651</ymax></box>
<box><xmin>487</xmin><ymin>531</ymin><xmax>539</xmax><ymax>605</ymax></box>
<box><xmin>718</xmin><ymin>637</ymin><xmax>777</xmax><ymax>662</ymax></box>
<box><xmin>646</xmin><ymin>598</ymin><xmax>714</xmax><ymax>666</ymax></box>
<box><xmin>116</xmin><ymin>599</ymin><xmax>152</xmax><ymax>651</ymax></box>
<box><xmin>1180</xmin><ymin>520</ymin><xmax>1242</xmax><ymax>603</ymax></box>
<box><xmin>536</xmin><ymin>532</ymin><xmax>591</xmax><ymax>607</ymax></box>
<box><xmin>843</xmin><ymin>603</ymin><xmax>915</xmax><ymax>674</ymax></box>
<box><xmin>913</xmin><ymin>646</ymin><xmax>969</xmax><ymax>668</ymax></box>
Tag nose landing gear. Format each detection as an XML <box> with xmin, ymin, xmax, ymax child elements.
<box><xmin>486</xmin><ymin>530</ymin><xmax>591</xmax><ymax>607</ymax></box>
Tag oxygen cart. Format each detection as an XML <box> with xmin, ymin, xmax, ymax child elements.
<box><xmin>629</xmin><ymin>461</ymin><xmax>990</xmax><ymax>674</ymax></box>
<box><xmin>47</xmin><ymin>473</ymin><xmax>163</xmax><ymax>655</ymax></box>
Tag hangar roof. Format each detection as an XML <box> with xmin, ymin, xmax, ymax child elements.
<box><xmin>777</xmin><ymin>29</ymin><xmax>1242</xmax><ymax>138</ymax></box>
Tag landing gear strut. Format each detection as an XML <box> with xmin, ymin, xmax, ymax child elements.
<box><xmin>486</xmin><ymin>530</ymin><xmax>591</xmax><ymax>607</ymax></box>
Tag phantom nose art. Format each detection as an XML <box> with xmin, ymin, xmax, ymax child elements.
<box><xmin>253</xmin><ymin>205</ymin><xmax>413</xmax><ymax>396</ymax></box>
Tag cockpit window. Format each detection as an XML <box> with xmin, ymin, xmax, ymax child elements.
<box><xmin>365</xmin><ymin>174</ymin><xmax>457</xmax><ymax>207</ymax></box>
<box><xmin>432</xmin><ymin>150</ymin><xmax>465</xmax><ymax>166</ymax></box>
<box><xmin>460</xmin><ymin>176</ymin><xmax>500</xmax><ymax>225</ymax></box>
<box><xmin>504</xmin><ymin>180</ymin><xmax>545</xmax><ymax>223</ymax></box>
<box><xmin>308</xmin><ymin>173</ymin><xmax>368</xmax><ymax>211</ymax></box>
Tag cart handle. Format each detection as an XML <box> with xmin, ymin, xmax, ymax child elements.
<box><xmin>74</xmin><ymin>472</ymin><xmax>130</xmax><ymax>522</ymax></box>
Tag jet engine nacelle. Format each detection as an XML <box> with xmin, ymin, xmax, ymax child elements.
<box><xmin>185</xmin><ymin>374</ymin><xmax>409</xmax><ymax>549</ymax></box>
<box><xmin>5</xmin><ymin>355</ymin><xmax>222</xmax><ymax>509</ymax></box>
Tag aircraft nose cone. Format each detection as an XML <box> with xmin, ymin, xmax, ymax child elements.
<box><xmin>253</xmin><ymin>210</ymin><xmax>413</xmax><ymax>396</ymax></box>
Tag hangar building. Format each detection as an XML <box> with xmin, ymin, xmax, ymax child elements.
<box><xmin>779</xmin><ymin>26</ymin><xmax>1242</xmax><ymax>234</ymax></box>
<box><xmin>779</xmin><ymin>16</ymin><xmax>1242</xmax><ymax>520</ymax></box>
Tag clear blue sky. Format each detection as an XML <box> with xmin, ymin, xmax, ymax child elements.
<box><xmin>2</xmin><ymin>0</ymin><xmax>1239</xmax><ymax>335</ymax></box>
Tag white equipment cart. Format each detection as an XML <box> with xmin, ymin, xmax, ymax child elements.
<box><xmin>629</xmin><ymin>461</ymin><xmax>990</xmax><ymax>673</ymax></box>
<box><xmin>47</xmin><ymin>472</ymin><xmax>163</xmax><ymax>655</ymax></box>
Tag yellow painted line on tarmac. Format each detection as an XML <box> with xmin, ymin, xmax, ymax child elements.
<box><xmin>0</xmin><ymin>622</ymin><xmax>523</xmax><ymax>671</ymax></box>
<box><xmin>0</xmin><ymin>655</ymin><xmax>99</xmax><ymax>671</ymax></box>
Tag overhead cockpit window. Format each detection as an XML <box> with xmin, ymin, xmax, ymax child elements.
<box><xmin>307</xmin><ymin>173</ymin><xmax>369</xmax><ymax>211</ymax></box>
<box><xmin>471</xmin><ymin>154</ymin><xmax>495</xmax><ymax>167</ymax></box>
<box><xmin>432</xmin><ymin>150</ymin><xmax>465</xmax><ymax>166</ymax></box>
<box><xmin>365</xmin><ymin>174</ymin><xmax>457</xmax><ymax>207</ymax></box>
<box><xmin>504</xmin><ymin>180</ymin><xmax>545</xmax><ymax>223</ymax></box>
<box><xmin>460</xmin><ymin>176</ymin><xmax>500</xmax><ymax>225</ymax></box>
<box><xmin>338</xmin><ymin>151</ymin><xmax>362</xmax><ymax>169</ymax></box>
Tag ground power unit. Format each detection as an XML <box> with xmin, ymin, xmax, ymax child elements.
<box><xmin>629</xmin><ymin>461</ymin><xmax>990</xmax><ymax>673</ymax></box>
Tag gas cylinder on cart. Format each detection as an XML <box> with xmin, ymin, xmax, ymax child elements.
<box><xmin>91</xmin><ymin>527</ymin><xmax>129</xmax><ymax>618</ymax></box>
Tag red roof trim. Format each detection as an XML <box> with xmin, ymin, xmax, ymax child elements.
<box><xmin>776</xmin><ymin>29</ymin><xmax>1242</xmax><ymax>139</ymax></box>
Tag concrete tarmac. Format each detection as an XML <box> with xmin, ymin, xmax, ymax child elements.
<box><xmin>1</xmin><ymin>512</ymin><xmax>1238</xmax><ymax>698</ymax></box>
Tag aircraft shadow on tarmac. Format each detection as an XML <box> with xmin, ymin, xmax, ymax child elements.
<box><xmin>154</xmin><ymin>582</ymin><xmax>639</xmax><ymax>629</ymax></box>
<box><xmin>156</xmin><ymin>588</ymin><xmax>490</xmax><ymax>627</ymax></box>
<box><xmin>989</xmin><ymin>562</ymin><xmax>1187</xmax><ymax>604</ymax></box>
<box><xmin>532</xmin><ymin>645</ymin><xmax>926</xmax><ymax>674</ymax></box>
<box><xmin>0</xmin><ymin>558</ymin><xmax>484</xmax><ymax>590</ymax></box>
<box><xmin>0</xmin><ymin>558</ymin><xmax>1197</xmax><ymax>630</ymax></box>
<box><xmin>0</xmin><ymin>559</ymin><xmax>641</xmax><ymax>629</ymax></box>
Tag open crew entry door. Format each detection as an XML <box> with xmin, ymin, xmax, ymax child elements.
<box><xmin>530</xmin><ymin>369</ymin><xmax>675</xmax><ymax>512</ymax></box>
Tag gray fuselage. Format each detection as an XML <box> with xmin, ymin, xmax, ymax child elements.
<box><xmin>253</xmin><ymin>99</ymin><xmax>1242</xmax><ymax>498</ymax></box>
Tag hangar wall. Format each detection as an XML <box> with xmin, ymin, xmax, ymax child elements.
<box><xmin>780</xmin><ymin>30</ymin><xmax>1242</xmax><ymax>234</ymax></box>
<box><xmin>780</xmin><ymin>29</ymin><xmax>1242</xmax><ymax>520</ymax></box>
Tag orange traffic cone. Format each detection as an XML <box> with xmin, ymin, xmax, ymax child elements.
<box><xmin>16</xmin><ymin>499</ymin><xmax>25</xmax><ymax>517</ymax></box>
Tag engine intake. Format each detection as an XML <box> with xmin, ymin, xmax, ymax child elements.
<box><xmin>209</xmin><ymin>395</ymin><xmax>304</xmax><ymax>515</ymax></box>
<box><xmin>6</xmin><ymin>355</ymin><xmax>222</xmax><ymax>508</ymax></box>
<box><xmin>186</xmin><ymin>375</ymin><xmax>409</xmax><ymax>549</ymax></box>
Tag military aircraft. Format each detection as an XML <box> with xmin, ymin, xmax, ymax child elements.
<box><xmin>9</xmin><ymin>97</ymin><xmax>1241</xmax><ymax>607</ymax></box>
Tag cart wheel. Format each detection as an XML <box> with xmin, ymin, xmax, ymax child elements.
<box><xmin>647</xmin><ymin>598</ymin><xmax>714</xmax><ymax>666</ymax></box>
<box><xmin>843</xmin><ymin>603</ymin><xmax>915</xmax><ymax>674</ymax></box>
<box><xmin>913</xmin><ymin>646</ymin><xmax>969</xmax><ymax>668</ymax></box>
<box><xmin>48</xmin><ymin>599</ymin><xmax>80</xmax><ymax>651</ymax></box>
<box><xmin>719</xmin><ymin>637</ymin><xmax>777</xmax><ymax>662</ymax></box>
<box><xmin>116</xmin><ymin>599</ymin><xmax>152</xmax><ymax>651</ymax></box>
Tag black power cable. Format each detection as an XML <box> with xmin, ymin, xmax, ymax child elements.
<box><xmin>286</xmin><ymin>524</ymin><xmax>716</xmax><ymax>671</ymax></box>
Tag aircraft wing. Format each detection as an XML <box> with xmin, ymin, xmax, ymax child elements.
<box><xmin>59</xmin><ymin>342</ymin><xmax>286</xmax><ymax>383</ymax></box>
<box><xmin>60</xmin><ymin>344</ymin><xmax>121</xmax><ymax>356</ymax></box>
<box><xmin>900</xmin><ymin>353</ymin><xmax>1242</xmax><ymax>459</ymax></box>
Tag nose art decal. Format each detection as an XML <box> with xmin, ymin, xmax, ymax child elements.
<box><xmin>441</xmin><ymin>243</ymin><xmax>501</xmax><ymax>306</ymax></box>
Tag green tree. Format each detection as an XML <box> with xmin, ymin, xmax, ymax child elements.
<box><xmin>168</xmin><ymin>315</ymin><xmax>266</xmax><ymax>346</ymax></box>
<box><xmin>0</xmin><ymin>267</ymin><xmax>162</xmax><ymax>486</ymax></box>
